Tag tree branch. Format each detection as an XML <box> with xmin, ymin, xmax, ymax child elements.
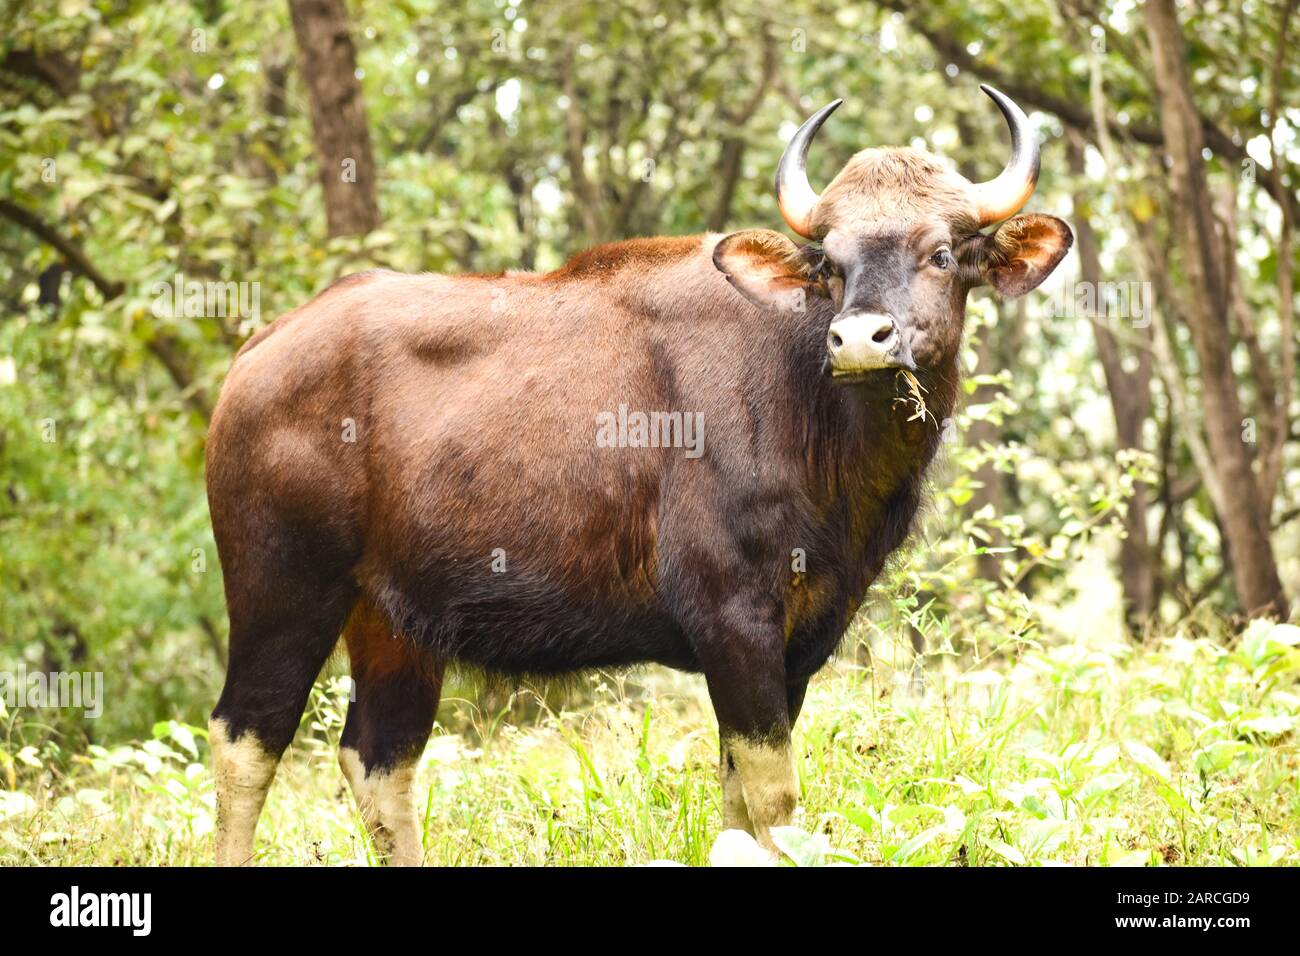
<box><xmin>0</xmin><ymin>199</ymin><xmax>124</xmax><ymax>300</ymax></box>
<box><xmin>0</xmin><ymin>199</ymin><xmax>212</xmax><ymax>418</ymax></box>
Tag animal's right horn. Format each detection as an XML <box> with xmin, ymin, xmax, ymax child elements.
<box><xmin>775</xmin><ymin>99</ymin><xmax>842</xmax><ymax>239</ymax></box>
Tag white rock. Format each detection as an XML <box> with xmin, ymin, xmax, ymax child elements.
<box><xmin>709</xmin><ymin>829</ymin><xmax>779</xmax><ymax>867</ymax></box>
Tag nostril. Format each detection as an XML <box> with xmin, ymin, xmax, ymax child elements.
<box><xmin>829</xmin><ymin>331</ymin><xmax>843</xmax><ymax>349</ymax></box>
<box><xmin>872</xmin><ymin>323</ymin><xmax>895</xmax><ymax>344</ymax></box>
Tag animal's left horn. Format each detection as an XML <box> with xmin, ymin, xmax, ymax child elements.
<box><xmin>970</xmin><ymin>84</ymin><xmax>1040</xmax><ymax>227</ymax></box>
<box><xmin>775</xmin><ymin>99</ymin><xmax>842</xmax><ymax>239</ymax></box>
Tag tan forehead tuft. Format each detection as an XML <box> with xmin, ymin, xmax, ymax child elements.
<box><xmin>809</xmin><ymin>147</ymin><xmax>979</xmax><ymax>237</ymax></box>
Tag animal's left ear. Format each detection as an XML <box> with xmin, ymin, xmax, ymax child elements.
<box><xmin>976</xmin><ymin>214</ymin><xmax>1073</xmax><ymax>297</ymax></box>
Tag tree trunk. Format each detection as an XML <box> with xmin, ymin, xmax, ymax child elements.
<box><xmin>1066</xmin><ymin>133</ymin><xmax>1156</xmax><ymax>632</ymax></box>
<box><xmin>1143</xmin><ymin>0</ymin><xmax>1287</xmax><ymax>619</ymax></box>
<box><xmin>288</xmin><ymin>0</ymin><xmax>380</xmax><ymax>238</ymax></box>
<box><xmin>248</xmin><ymin>37</ymin><xmax>291</xmax><ymax>184</ymax></box>
<box><xmin>952</xmin><ymin>104</ymin><xmax>1015</xmax><ymax>586</ymax></box>
<box><xmin>965</xmin><ymin>302</ymin><xmax>1010</xmax><ymax>585</ymax></box>
<box><xmin>707</xmin><ymin>136</ymin><xmax>746</xmax><ymax>233</ymax></box>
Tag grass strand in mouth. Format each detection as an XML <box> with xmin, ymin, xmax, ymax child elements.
<box><xmin>893</xmin><ymin>368</ymin><xmax>932</xmax><ymax>425</ymax></box>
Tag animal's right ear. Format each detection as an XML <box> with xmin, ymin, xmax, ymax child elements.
<box><xmin>713</xmin><ymin>230</ymin><xmax>822</xmax><ymax>313</ymax></box>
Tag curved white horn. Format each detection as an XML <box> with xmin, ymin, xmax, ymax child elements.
<box><xmin>775</xmin><ymin>99</ymin><xmax>842</xmax><ymax>238</ymax></box>
<box><xmin>970</xmin><ymin>84</ymin><xmax>1040</xmax><ymax>226</ymax></box>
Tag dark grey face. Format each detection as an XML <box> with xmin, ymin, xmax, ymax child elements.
<box><xmin>757</xmin><ymin>88</ymin><xmax>1072</xmax><ymax>384</ymax></box>
<box><xmin>819</xmin><ymin>222</ymin><xmax>966</xmax><ymax>380</ymax></box>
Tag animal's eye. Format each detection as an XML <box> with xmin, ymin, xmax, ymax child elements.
<box><xmin>929</xmin><ymin>248</ymin><xmax>954</xmax><ymax>271</ymax></box>
<box><xmin>807</xmin><ymin>251</ymin><xmax>839</xmax><ymax>288</ymax></box>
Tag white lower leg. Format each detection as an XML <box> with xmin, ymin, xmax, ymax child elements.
<box><xmin>210</xmin><ymin>718</ymin><xmax>280</xmax><ymax>867</ymax></box>
<box><xmin>339</xmin><ymin>747</ymin><xmax>423</xmax><ymax>866</ymax></box>
<box><xmin>719</xmin><ymin>742</ymin><xmax>754</xmax><ymax>833</ymax></box>
<box><xmin>728</xmin><ymin>736</ymin><xmax>798</xmax><ymax>850</ymax></box>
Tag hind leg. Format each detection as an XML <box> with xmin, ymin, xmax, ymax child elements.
<box><xmin>208</xmin><ymin>499</ymin><xmax>359</xmax><ymax>866</ymax></box>
<box><xmin>338</xmin><ymin>600</ymin><xmax>442</xmax><ymax>867</ymax></box>
<box><xmin>210</xmin><ymin>580</ymin><xmax>354</xmax><ymax>866</ymax></box>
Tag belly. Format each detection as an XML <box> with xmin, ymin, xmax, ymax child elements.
<box><xmin>362</xmin><ymin>558</ymin><xmax>694</xmax><ymax>674</ymax></box>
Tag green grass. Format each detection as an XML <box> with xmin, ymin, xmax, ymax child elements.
<box><xmin>2</xmin><ymin>621</ymin><xmax>1298</xmax><ymax>866</ymax></box>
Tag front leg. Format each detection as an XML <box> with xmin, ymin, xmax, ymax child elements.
<box><xmin>696</xmin><ymin>592</ymin><xmax>799</xmax><ymax>852</ymax></box>
<box><xmin>718</xmin><ymin>678</ymin><xmax>808</xmax><ymax>840</ymax></box>
<box><xmin>719</xmin><ymin>739</ymin><xmax>754</xmax><ymax>833</ymax></box>
<box><xmin>787</xmin><ymin>677</ymin><xmax>809</xmax><ymax>727</ymax></box>
<box><xmin>720</xmin><ymin>730</ymin><xmax>798</xmax><ymax>853</ymax></box>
